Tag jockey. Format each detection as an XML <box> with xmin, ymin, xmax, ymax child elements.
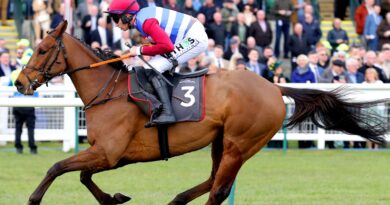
<box><xmin>106</xmin><ymin>0</ymin><xmax>208</xmax><ymax>126</ymax></box>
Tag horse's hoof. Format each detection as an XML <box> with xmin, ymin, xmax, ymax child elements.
<box><xmin>27</xmin><ymin>199</ymin><xmax>40</xmax><ymax>205</ymax></box>
<box><xmin>113</xmin><ymin>193</ymin><xmax>131</xmax><ymax>204</ymax></box>
<box><xmin>167</xmin><ymin>202</ymin><xmax>186</xmax><ymax>205</ymax></box>
<box><xmin>167</xmin><ymin>199</ymin><xmax>187</xmax><ymax>205</ymax></box>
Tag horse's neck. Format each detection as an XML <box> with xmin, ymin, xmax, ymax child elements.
<box><xmin>64</xmin><ymin>35</ymin><xmax>119</xmax><ymax>105</ymax></box>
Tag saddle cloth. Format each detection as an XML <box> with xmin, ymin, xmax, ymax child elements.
<box><xmin>128</xmin><ymin>67</ymin><xmax>207</xmax><ymax>122</ymax></box>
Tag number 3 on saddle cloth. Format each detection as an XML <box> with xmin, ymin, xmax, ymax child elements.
<box><xmin>128</xmin><ymin>67</ymin><xmax>207</xmax><ymax>125</ymax></box>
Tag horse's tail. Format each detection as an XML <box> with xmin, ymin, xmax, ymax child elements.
<box><xmin>278</xmin><ymin>85</ymin><xmax>389</xmax><ymax>145</ymax></box>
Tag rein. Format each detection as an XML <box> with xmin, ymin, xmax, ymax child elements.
<box><xmin>23</xmin><ymin>33</ymin><xmax>127</xmax><ymax>110</ymax></box>
<box><xmin>83</xmin><ymin>68</ymin><xmax>127</xmax><ymax>110</ymax></box>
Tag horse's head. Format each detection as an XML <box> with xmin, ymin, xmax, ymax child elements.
<box><xmin>15</xmin><ymin>21</ymin><xmax>69</xmax><ymax>95</ymax></box>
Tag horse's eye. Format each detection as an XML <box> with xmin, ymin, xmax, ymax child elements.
<box><xmin>39</xmin><ymin>50</ymin><xmax>47</xmax><ymax>55</ymax></box>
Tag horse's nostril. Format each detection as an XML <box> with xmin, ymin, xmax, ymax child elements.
<box><xmin>15</xmin><ymin>80</ymin><xmax>21</xmax><ymax>86</ymax></box>
<box><xmin>14</xmin><ymin>80</ymin><xmax>23</xmax><ymax>89</ymax></box>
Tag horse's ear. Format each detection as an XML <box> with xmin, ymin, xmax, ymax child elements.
<box><xmin>53</xmin><ymin>20</ymin><xmax>68</xmax><ymax>37</ymax></box>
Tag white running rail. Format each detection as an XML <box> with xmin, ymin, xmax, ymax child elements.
<box><xmin>1</xmin><ymin>83</ymin><xmax>390</xmax><ymax>151</ymax></box>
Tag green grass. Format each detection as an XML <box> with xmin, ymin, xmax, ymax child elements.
<box><xmin>1</xmin><ymin>144</ymin><xmax>390</xmax><ymax>205</ymax></box>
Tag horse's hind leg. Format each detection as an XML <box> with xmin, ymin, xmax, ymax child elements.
<box><xmin>205</xmin><ymin>139</ymin><xmax>244</xmax><ymax>205</ymax></box>
<box><xmin>80</xmin><ymin>170</ymin><xmax>130</xmax><ymax>205</ymax></box>
<box><xmin>28</xmin><ymin>146</ymin><xmax>112</xmax><ymax>205</ymax></box>
<box><xmin>168</xmin><ymin>136</ymin><xmax>224</xmax><ymax>205</ymax></box>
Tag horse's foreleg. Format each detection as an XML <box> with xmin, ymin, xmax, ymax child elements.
<box><xmin>168</xmin><ymin>178</ymin><xmax>212</xmax><ymax>205</ymax></box>
<box><xmin>168</xmin><ymin>136</ymin><xmax>224</xmax><ymax>205</ymax></box>
<box><xmin>205</xmin><ymin>139</ymin><xmax>243</xmax><ymax>205</ymax></box>
<box><xmin>80</xmin><ymin>161</ymin><xmax>131</xmax><ymax>205</ymax></box>
<box><xmin>28</xmin><ymin>146</ymin><xmax>110</xmax><ymax>205</ymax></box>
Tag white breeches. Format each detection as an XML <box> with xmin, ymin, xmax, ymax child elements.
<box><xmin>143</xmin><ymin>21</ymin><xmax>208</xmax><ymax>73</ymax></box>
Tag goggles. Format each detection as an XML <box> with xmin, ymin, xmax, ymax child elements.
<box><xmin>109</xmin><ymin>13</ymin><xmax>121</xmax><ymax>24</ymax></box>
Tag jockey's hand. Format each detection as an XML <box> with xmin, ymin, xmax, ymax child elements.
<box><xmin>129</xmin><ymin>46</ymin><xmax>141</xmax><ymax>57</ymax></box>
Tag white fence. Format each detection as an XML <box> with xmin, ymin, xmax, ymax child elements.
<box><xmin>1</xmin><ymin>83</ymin><xmax>390</xmax><ymax>151</ymax></box>
<box><xmin>0</xmin><ymin>85</ymin><xmax>83</xmax><ymax>151</ymax></box>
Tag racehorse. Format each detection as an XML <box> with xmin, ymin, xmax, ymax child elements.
<box><xmin>15</xmin><ymin>21</ymin><xmax>389</xmax><ymax>205</ymax></box>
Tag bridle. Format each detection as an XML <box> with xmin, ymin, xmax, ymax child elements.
<box><xmin>22</xmin><ymin>32</ymin><xmax>127</xmax><ymax>110</ymax></box>
<box><xmin>22</xmin><ymin>33</ymin><xmax>69</xmax><ymax>89</ymax></box>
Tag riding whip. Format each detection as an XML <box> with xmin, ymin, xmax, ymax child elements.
<box><xmin>89</xmin><ymin>53</ymin><xmax>132</xmax><ymax>68</ymax></box>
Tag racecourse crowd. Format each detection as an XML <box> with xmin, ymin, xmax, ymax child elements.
<box><xmin>2</xmin><ymin>0</ymin><xmax>390</xmax><ymax>149</ymax></box>
<box><xmin>2</xmin><ymin>1</ymin><xmax>390</xmax><ymax>82</ymax></box>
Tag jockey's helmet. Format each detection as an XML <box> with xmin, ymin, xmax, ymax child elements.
<box><xmin>106</xmin><ymin>0</ymin><xmax>140</xmax><ymax>24</ymax></box>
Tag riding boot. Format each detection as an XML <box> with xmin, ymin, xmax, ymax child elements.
<box><xmin>150</xmin><ymin>75</ymin><xmax>176</xmax><ymax>125</ymax></box>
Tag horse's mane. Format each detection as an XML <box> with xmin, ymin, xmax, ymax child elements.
<box><xmin>66</xmin><ymin>33</ymin><xmax>126</xmax><ymax>71</ymax></box>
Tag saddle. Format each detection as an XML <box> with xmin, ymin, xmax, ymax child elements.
<box><xmin>128</xmin><ymin>67</ymin><xmax>207</xmax><ymax>160</ymax></box>
<box><xmin>128</xmin><ymin>67</ymin><xmax>207</xmax><ymax>123</ymax></box>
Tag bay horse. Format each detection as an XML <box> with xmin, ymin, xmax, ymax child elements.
<box><xmin>15</xmin><ymin>21</ymin><xmax>388</xmax><ymax>205</ymax></box>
